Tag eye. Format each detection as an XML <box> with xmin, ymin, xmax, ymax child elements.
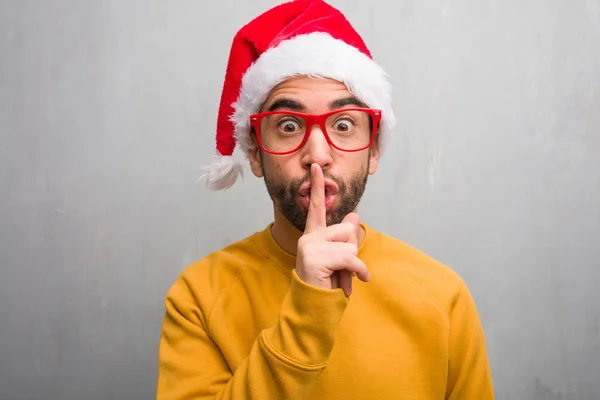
<box><xmin>278</xmin><ymin>119</ymin><xmax>302</xmax><ymax>133</ymax></box>
<box><xmin>333</xmin><ymin>118</ymin><xmax>355</xmax><ymax>132</ymax></box>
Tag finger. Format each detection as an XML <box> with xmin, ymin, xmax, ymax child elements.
<box><xmin>304</xmin><ymin>163</ymin><xmax>326</xmax><ymax>233</ymax></box>
<box><xmin>314</xmin><ymin>252</ymin><xmax>362</xmax><ymax>271</ymax></box>
<box><xmin>341</xmin><ymin>212</ymin><xmax>360</xmax><ymax>244</ymax></box>
<box><xmin>338</xmin><ymin>270</ymin><xmax>353</xmax><ymax>297</ymax></box>
<box><xmin>338</xmin><ymin>213</ymin><xmax>360</xmax><ymax>296</ymax></box>
<box><xmin>320</xmin><ymin>222</ymin><xmax>359</xmax><ymax>243</ymax></box>
<box><xmin>319</xmin><ymin>253</ymin><xmax>370</xmax><ymax>282</ymax></box>
<box><xmin>346</xmin><ymin>264</ymin><xmax>370</xmax><ymax>283</ymax></box>
<box><xmin>306</xmin><ymin>241</ymin><xmax>358</xmax><ymax>255</ymax></box>
<box><xmin>331</xmin><ymin>270</ymin><xmax>340</xmax><ymax>290</ymax></box>
<box><xmin>341</xmin><ymin>212</ymin><xmax>360</xmax><ymax>231</ymax></box>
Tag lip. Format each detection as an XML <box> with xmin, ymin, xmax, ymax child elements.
<box><xmin>298</xmin><ymin>180</ymin><xmax>339</xmax><ymax>197</ymax></box>
<box><xmin>298</xmin><ymin>180</ymin><xmax>338</xmax><ymax>210</ymax></box>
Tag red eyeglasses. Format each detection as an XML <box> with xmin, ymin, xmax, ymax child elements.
<box><xmin>249</xmin><ymin>108</ymin><xmax>381</xmax><ymax>155</ymax></box>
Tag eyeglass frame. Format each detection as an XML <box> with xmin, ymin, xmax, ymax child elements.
<box><xmin>249</xmin><ymin>108</ymin><xmax>382</xmax><ymax>155</ymax></box>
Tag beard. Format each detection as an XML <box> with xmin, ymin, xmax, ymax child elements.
<box><xmin>261</xmin><ymin>155</ymin><xmax>370</xmax><ymax>232</ymax></box>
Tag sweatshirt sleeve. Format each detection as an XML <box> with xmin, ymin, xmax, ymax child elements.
<box><xmin>156</xmin><ymin>269</ymin><xmax>348</xmax><ymax>400</ymax></box>
<box><xmin>445</xmin><ymin>281</ymin><xmax>495</xmax><ymax>400</ymax></box>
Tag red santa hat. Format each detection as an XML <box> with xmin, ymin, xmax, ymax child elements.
<box><xmin>201</xmin><ymin>0</ymin><xmax>396</xmax><ymax>190</ymax></box>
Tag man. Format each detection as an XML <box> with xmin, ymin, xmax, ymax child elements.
<box><xmin>156</xmin><ymin>1</ymin><xmax>495</xmax><ymax>399</ymax></box>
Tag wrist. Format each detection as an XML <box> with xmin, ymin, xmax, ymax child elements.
<box><xmin>261</xmin><ymin>269</ymin><xmax>348</xmax><ymax>367</ymax></box>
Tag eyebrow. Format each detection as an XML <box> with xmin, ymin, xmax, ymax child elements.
<box><xmin>266</xmin><ymin>99</ymin><xmax>305</xmax><ymax>112</ymax></box>
<box><xmin>330</xmin><ymin>96</ymin><xmax>368</xmax><ymax>109</ymax></box>
<box><xmin>265</xmin><ymin>96</ymin><xmax>368</xmax><ymax>112</ymax></box>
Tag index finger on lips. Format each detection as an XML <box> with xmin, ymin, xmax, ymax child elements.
<box><xmin>304</xmin><ymin>163</ymin><xmax>327</xmax><ymax>233</ymax></box>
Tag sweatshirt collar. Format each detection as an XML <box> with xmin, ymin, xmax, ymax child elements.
<box><xmin>253</xmin><ymin>222</ymin><xmax>381</xmax><ymax>276</ymax></box>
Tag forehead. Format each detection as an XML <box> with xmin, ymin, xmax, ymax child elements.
<box><xmin>261</xmin><ymin>76</ymin><xmax>356</xmax><ymax>110</ymax></box>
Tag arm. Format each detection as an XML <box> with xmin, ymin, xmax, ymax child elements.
<box><xmin>156</xmin><ymin>269</ymin><xmax>348</xmax><ymax>400</ymax></box>
<box><xmin>445</xmin><ymin>282</ymin><xmax>495</xmax><ymax>400</ymax></box>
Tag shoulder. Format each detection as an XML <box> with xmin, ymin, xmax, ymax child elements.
<box><xmin>374</xmin><ymin>228</ymin><xmax>473</xmax><ymax>313</ymax></box>
<box><xmin>163</xmin><ymin>229</ymin><xmax>266</xmax><ymax>316</ymax></box>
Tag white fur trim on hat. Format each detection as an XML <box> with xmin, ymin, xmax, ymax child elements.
<box><xmin>231</xmin><ymin>31</ymin><xmax>396</xmax><ymax>157</ymax></box>
<box><xmin>199</xmin><ymin>154</ymin><xmax>245</xmax><ymax>190</ymax></box>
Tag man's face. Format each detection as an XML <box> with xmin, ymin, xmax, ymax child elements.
<box><xmin>248</xmin><ymin>76</ymin><xmax>380</xmax><ymax>232</ymax></box>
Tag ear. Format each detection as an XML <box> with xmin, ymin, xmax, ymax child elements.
<box><xmin>368</xmin><ymin>134</ymin><xmax>380</xmax><ymax>175</ymax></box>
<box><xmin>248</xmin><ymin>130</ymin><xmax>264</xmax><ymax>178</ymax></box>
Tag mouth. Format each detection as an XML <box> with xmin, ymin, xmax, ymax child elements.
<box><xmin>298</xmin><ymin>181</ymin><xmax>338</xmax><ymax>210</ymax></box>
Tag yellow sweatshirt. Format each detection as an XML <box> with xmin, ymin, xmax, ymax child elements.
<box><xmin>156</xmin><ymin>223</ymin><xmax>494</xmax><ymax>399</ymax></box>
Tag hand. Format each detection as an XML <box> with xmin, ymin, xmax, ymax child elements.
<box><xmin>295</xmin><ymin>163</ymin><xmax>371</xmax><ymax>296</ymax></box>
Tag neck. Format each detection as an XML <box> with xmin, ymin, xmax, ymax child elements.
<box><xmin>269</xmin><ymin>207</ymin><xmax>366</xmax><ymax>256</ymax></box>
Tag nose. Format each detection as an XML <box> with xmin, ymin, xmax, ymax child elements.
<box><xmin>301</xmin><ymin>124</ymin><xmax>333</xmax><ymax>171</ymax></box>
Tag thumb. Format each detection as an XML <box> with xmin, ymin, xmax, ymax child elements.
<box><xmin>341</xmin><ymin>213</ymin><xmax>360</xmax><ymax>243</ymax></box>
<box><xmin>342</xmin><ymin>212</ymin><xmax>360</xmax><ymax>229</ymax></box>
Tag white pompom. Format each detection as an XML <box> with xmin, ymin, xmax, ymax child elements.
<box><xmin>198</xmin><ymin>155</ymin><xmax>245</xmax><ymax>190</ymax></box>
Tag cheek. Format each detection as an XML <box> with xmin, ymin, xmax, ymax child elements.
<box><xmin>263</xmin><ymin>155</ymin><xmax>301</xmax><ymax>182</ymax></box>
<box><xmin>335</xmin><ymin>153</ymin><xmax>370</xmax><ymax>175</ymax></box>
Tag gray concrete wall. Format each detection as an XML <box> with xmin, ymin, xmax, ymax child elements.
<box><xmin>1</xmin><ymin>0</ymin><xmax>599</xmax><ymax>398</ymax></box>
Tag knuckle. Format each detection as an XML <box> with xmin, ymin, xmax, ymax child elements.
<box><xmin>342</xmin><ymin>254</ymin><xmax>355</xmax><ymax>265</ymax></box>
<box><xmin>297</xmin><ymin>235</ymin><xmax>312</xmax><ymax>248</ymax></box>
<box><xmin>297</xmin><ymin>236</ymin><xmax>307</xmax><ymax>246</ymax></box>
